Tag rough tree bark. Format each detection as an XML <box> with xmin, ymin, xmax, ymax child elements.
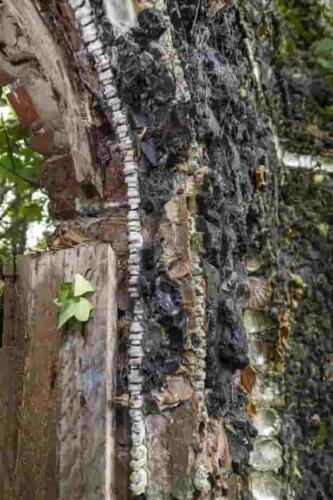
<box><xmin>0</xmin><ymin>0</ymin><xmax>332</xmax><ymax>499</ymax></box>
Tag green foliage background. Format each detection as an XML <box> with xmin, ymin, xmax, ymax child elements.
<box><xmin>0</xmin><ymin>89</ymin><xmax>49</xmax><ymax>260</ymax></box>
<box><xmin>278</xmin><ymin>0</ymin><xmax>333</xmax><ymax>88</ymax></box>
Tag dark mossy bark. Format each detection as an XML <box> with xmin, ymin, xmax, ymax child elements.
<box><xmin>280</xmin><ymin>169</ymin><xmax>333</xmax><ymax>500</ymax></box>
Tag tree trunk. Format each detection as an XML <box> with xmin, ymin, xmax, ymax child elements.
<box><xmin>0</xmin><ymin>0</ymin><xmax>332</xmax><ymax>499</ymax></box>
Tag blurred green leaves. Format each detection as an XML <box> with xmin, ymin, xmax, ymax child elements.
<box><xmin>312</xmin><ymin>34</ymin><xmax>333</xmax><ymax>78</ymax></box>
<box><xmin>0</xmin><ymin>88</ymin><xmax>48</xmax><ymax>258</ymax></box>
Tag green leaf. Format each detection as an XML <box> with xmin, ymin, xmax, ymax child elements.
<box><xmin>73</xmin><ymin>297</ymin><xmax>95</xmax><ymax>322</ymax></box>
<box><xmin>55</xmin><ymin>275</ymin><xmax>95</xmax><ymax>329</ymax></box>
<box><xmin>18</xmin><ymin>202</ymin><xmax>42</xmax><ymax>222</ymax></box>
<box><xmin>57</xmin><ymin>297</ymin><xmax>94</xmax><ymax>328</ymax></box>
<box><xmin>54</xmin><ymin>282</ymin><xmax>73</xmax><ymax>307</ymax></box>
<box><xmin>73</xmin><ymin>273</ymin><xmax>95</xmax><ymax>297</ymax></box>
<box><xmin>57</xmin><ymin>299</ymin><xmax>77</xmax><ymax>329</ymax></box>
<box><xmin>313</xmin><ymin>37</ymin><xmax>333</xmax><ymax>54</ymax></box>
<box><xmin>318</xmin><ymin>58</ymin><xmax>333</xmax><ymax>70</ymax></box>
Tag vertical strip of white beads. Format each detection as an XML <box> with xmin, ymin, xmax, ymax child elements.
<box><xmin>69</xmin><ymin>0</ymin><xmax>148</xmax><ymax>495</ymax></box>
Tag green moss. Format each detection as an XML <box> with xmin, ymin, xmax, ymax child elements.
<box><xmin>314</xmin><ymin>421</ymin><xmax>329</xmax><ymax>449</ymax></box>
<box><xmin>281</xmin><ymin>169</ymin><xmax>332</xmax><ymax>496</ymax></box>
<box><xmin>160</xmin><ymin>327</ymin><xmax>168</xmax><ymax>345</ymax></box>
<box><xmin>288</xmin><ymin>450</ymin><xmax>302</xmax><ymax>480</ymax></box>
<box><xmin>318</xmin><ymin>222</ymin><xmax>329</xmax><ymax>238</ymax></box>
<box><xmin>276</xmin><ymin>35</ymin><xmax>296</xmax><ymax>60</ymax></box>
<box><xmin>190</xmin><ymin>232</ymin><xmax>203</xmax><ymax>253</ymax></box>
<box><xmin>289</xmin><ymin>274</ymin><xmax>307</xmax><ymax>289</ymax></box>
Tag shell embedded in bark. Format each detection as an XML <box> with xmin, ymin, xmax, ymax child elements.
<box><xmin>244</xmin><ymin>277</ymin><xmax>272</xmax><ymax>309</ymax></box>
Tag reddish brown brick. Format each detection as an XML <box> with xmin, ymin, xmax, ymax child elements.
<box><xmin>117</xmin><ymin>269</ymin><xmax>130</xmax><ymax>311</ymax></box>
<box><xmin>30</xmin><ymin>129</ymin><xmax>54</xmax><ymax>156</ymax></box>
<box><xmin>104</xmin><ymin>162</ymin><xmax>127</xmax><ymax>203</ymax></box>
<box><xmin>0</xmin><ymin>69</ymin><xmax>14</xmax><ymax>87</ymax></box>
<box><xmin>40</xmin><ymin>154</ymin><xmax>79</xmax><ymax>219</ymax></box>
<box><xmin>58</xmin><ymin>0</ymin><xmax>82</xmax><ymax>50</ymax></box>
<box><xmin>98</xmin><ymin>213</ymin><xmax>128</xmax><ymax>256</ymax></box>
<box><xmin>7</xmin><ymin>86</ymin><xmax>39</xmax><ymax>129</ymax></box>
<box><xmin>58</xmin><ymin>0</ymin><xmax>77</xmax><ymax>27</ymax></box>
<box><xmin>40</xmin><ymin>154</ymin><xmax>76</xmax><ymax>189</ymax></box>
<box><xmin>30</xmin><ymin>119</ymin><xmax>44</xmax><ymax>133</ymax></box>
<box><xmin>48</xmin><ymin>196</ymin><xmax>76</xmax><ymax>220</ymax></box>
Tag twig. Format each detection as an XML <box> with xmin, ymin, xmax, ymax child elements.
<box><xmin>191</xmin><ymin>0</ymin><xmax>201</xmax><ymax>35</ymax></box>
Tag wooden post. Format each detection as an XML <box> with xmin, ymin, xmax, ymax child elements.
<box><xmin>2</xmin><ymin>257</ymin><xmax>16</xmax><ymax>348</ymax></box>
<box><xmin>11</xmin><ymin>244</ymin><xmax>117</xmax><ymax>500</ymax></box>
<box><xmin>0</xmin><ymin>347</ymin><xmax>16</xmax><ymax>498</ymax></box>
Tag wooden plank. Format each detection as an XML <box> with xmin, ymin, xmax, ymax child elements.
<box><xmin>2</xmin><ymin>260</ymin><xmax>15</xmax><ymax>348</ymax></box>
<box><xmin>58</xmin><ymin>244</ymin><xmax>117</xmax><ymax>500</ymax></box>
<box><xmin>13</xmin><ymin>244</ymin><xmax>117</xmax><ymax>500</ymax></box>
<box><xmin>0</xmin><ymin>348</ymin><xmax>16</xmax><ymax>498</ymax></box>
<box><xmin>13</xmin><ymin>248</ymin><xmax>63</xmax><ymax>500</ymax></box>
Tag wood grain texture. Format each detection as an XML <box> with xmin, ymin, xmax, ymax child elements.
<box><xmin>58</xmin><ymin>244</ymin><xmax>117</xmax><ymax>500</ymax></box>
<box><xmin>0</xmin><ymin>348</ymin><xmax>16</xmax><ymax>498</ymax></box>
<box><xmin>12</xmin><ymin>244</ymin><xmax>117</xmax><ymax>500</ymax></box>
<box><xmin>14</xmin><ymin>249</ymin><xmax>59</xmax><ymax>500</ymax></box>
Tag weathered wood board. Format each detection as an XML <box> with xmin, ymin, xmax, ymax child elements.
<box><xmin>12</xmin><ymin>244</ymin><xmax>117</xmax><ymax>500</ymax></box>
<box><xmin>0</xmin><ymin>347</ymin><xmax>16</xmax><ymax>498</ymax></box>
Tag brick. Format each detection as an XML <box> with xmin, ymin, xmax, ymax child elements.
<box><xmin>48</xmin><ymin>196</ymin><xmax>76</xmax><ymax>220</ymax></box>
<box><xmin>58</xmin><ymin>0</ymin><xmax>77</xmax><ymax>28</ymax></box>
<box><xmin>40</xmin><ymin>154</ymin><xmax>79</xmax><ymax>219</ymax></box>
<box><xmin>30</xmin><ymin>129</ymin><xmax>54</xmax><ymax>156</ymax></box>
<box><xmin>58</xmin><ymin>0</ymin><xmax>82</xmax><ymax>51</ymax></box>
<box><xmin>98</xmin><ymin>213</ymin><xmax>128</xmax><ymax>256</ymax></box>
<box><xmin>7</xmin><ymin>86</ymin><xmax>39</xmax><ymax>129</ymax></box>
<box><xmin>40</xmin><ymin>154</ymin><xmax>76</xmax><ymax>190</ymax></box>
<box><xmin>30</xmin><ymin>119</ymin><xmax>44</xmax><ymax>133</ymax></box>
<box><xmin>104</xmin><ymin>162</ymin><xmax>127</xmax><ymax>203</ymax></box>
<box><xmin>0</xmin><ymin>69</ymin><xmax>14</xmax><ymax>87</ymax></box>
<box><xmin>117</xmin><ymin>269</ymin><xmax>130</xmax><ymax>311</ymax></box>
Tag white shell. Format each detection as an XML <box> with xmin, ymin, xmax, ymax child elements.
<box><xmin>69</xmin><ymin>0</ymin><xmax>85</xmax><ymax>9</ymax></box>
<box><xmin>82</xmin><ymin>25</ymin><xmax>97</xmax><ymax>43</ymax></box>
